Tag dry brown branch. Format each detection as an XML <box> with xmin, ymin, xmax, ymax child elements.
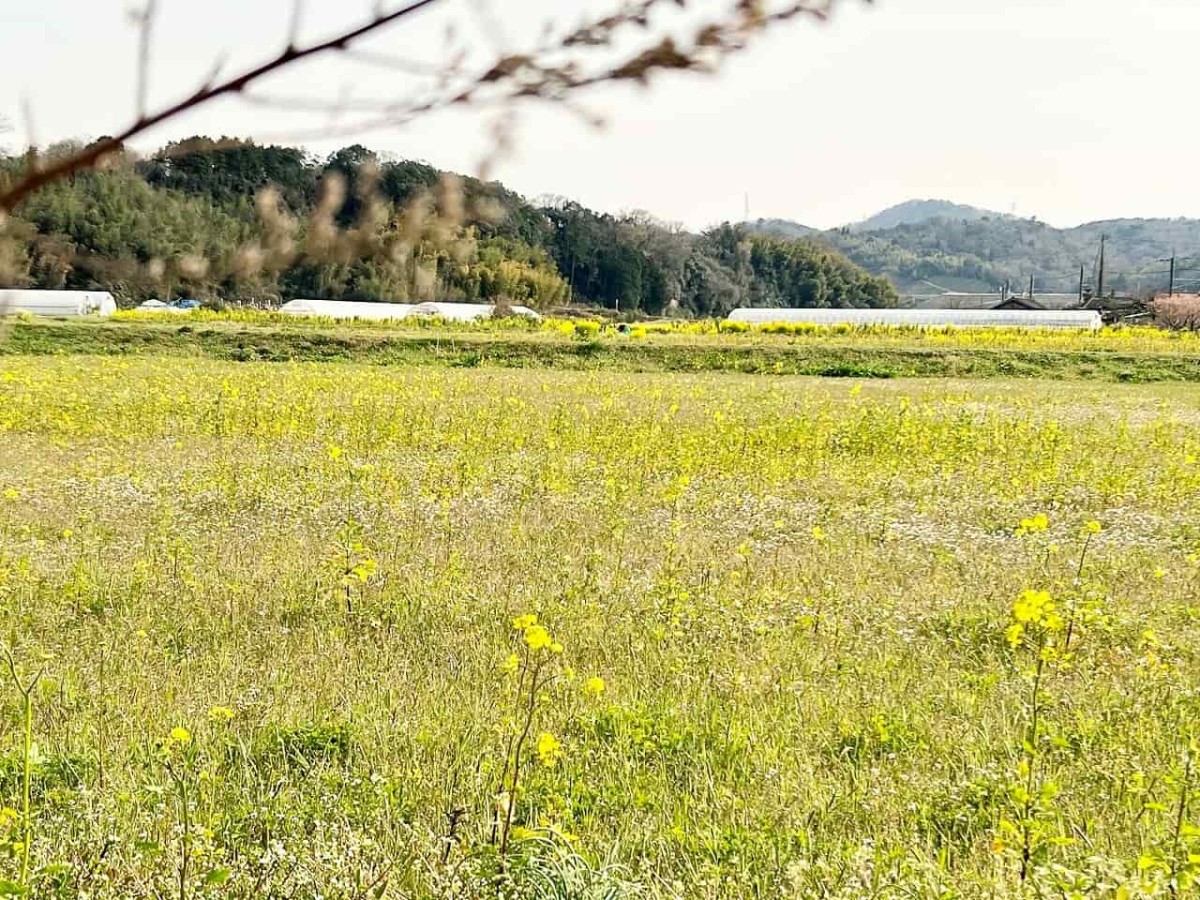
<box><xmin>0</xmin><ymin>0</ymin><xmax>858</xmax><ymax>212</ymax></box>
<box><xmin>0</xmin><ymin>0</ymin><xmax>445</xmax><ymax>211</ymax></box>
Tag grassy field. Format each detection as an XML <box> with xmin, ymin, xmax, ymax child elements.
<box><xmin>4</xmin><ymin>316</ymin><xmax>1200</xmax><ymax>384</ymax></box>
<box><xmin>1</xmin><ymin>350</ymin><xmax>1199</xmax><ymax>898</ymax></box>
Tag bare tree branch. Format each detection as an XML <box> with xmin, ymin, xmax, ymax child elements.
<box><xmin>0</xmin><ymin>0</ymin><xmax>444</xmax><ymax>211</ymax></box>
<box><xmin>132</xmin><ymin>0</ymin><xmax>161</xmax><ymax>121</ymax></box>
<box><xmin>339</xmin><ymin>47</ymin><xmax>446</xmax><ymax>77</ymax></box>
<box><xmin>0</xmin><ymin>0</ymin><xmax>857</xmax><ymax>212</ymax></box>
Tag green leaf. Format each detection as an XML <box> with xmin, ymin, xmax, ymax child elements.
<box><xmin>0</xmin><ymin>882</ymin><xmax>29</xmax><ymax>897</ymax></box>
<box><xmin>1138</xmin><ymin>851</ymin><xmax>1165</xmax><ymax>871</ymax></box>
<box><xmin>204</xmin><ymin>868</ymin><xmax>232</xmax><ymax>886</ymax></box>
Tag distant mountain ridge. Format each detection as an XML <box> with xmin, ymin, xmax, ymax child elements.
<box><xmin>851</xmin><ymin>199</ymin><xmax>1009</xmax><ymax>232</ymax></box>
<box><xmin>749</xmin><ymin>200</ymin><xmax>1200</xmax><ymax>297</ymax></box>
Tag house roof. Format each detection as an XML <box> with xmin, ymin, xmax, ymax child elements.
<box><xmin>909</xmin><ymin>292</ymin><xmax>1082</xmax><ymax>311</ymax></box>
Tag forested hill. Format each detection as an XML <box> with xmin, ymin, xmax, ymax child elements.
<box><xmin>753</xmin><ymin>204</ymin><xmax>1200</xmax><ymax>296</ymax></box>
<box><xmin>0</xmin><ymin>138</ymin><xmax>895</xmax><ymax>314</ymax></box>
<box><xmin>852</xmin><ymin>199</ymin><xmax>1007</xmax><ymax>232</ymax></box>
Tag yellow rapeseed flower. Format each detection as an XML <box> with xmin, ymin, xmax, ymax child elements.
<box><xmin>1013</xmin><ymin>590</ymin><xmax>1054</xmax><ymax>625</ymax></box>
<box><xmin>1084</xmin><ymin>520</ymin><xmax>1102</xmax><ymax>535</ymax></box>
<box><xmin>2</xmin><ymin>488</ymin><xmax>18</xmax><ymax>502</ymax></box>
<box><xmin>501</xmin><ymin>653</ymin><xmax>520</xmax><ymax>674</ymax></box>
<box><xmin>536</xmin><ymin>731</ymin><xmax>562</xmax><ymax>767</ymax></box>
<box><xmin>1015</xmin><ymin>513</ymin><xmax>1049</xmax><ymax>536</ymax></box>
<box><xmin>0</xmin><ymin>807</ymin><xmax>18</xmax><ymax>830</ymax></box>
<box><xmin>524</xmin><ymin>624</ymin><xmax>553</xmax><ymax>651</ymax></box>
<box><xmin>170</xmin><ymin>726</ymin><xmax>192</xmax><ymax>745</ymax></box>
<box><xmin>1005</xmin><ymin>623</ymin><xmax>1025</xmax><ymax>649</ymax></box>
<box><xmin>512</xmin><ymin>614</ymin><xmax>538</xmax><ymax>631</ymax></box>
<box><xmin>583</xmin><ymin>676</ymin><xmax>606</xmax><ymax>697</ymax></box>
<box><xmin>207</xmin><ymin>706</ymin><xmax>235</xmax><ymax>722</ymax></box>
<box><xmin>811</xmin><ymin>525</ymin><xmax>826</xmax><ymax>542</ymax></box>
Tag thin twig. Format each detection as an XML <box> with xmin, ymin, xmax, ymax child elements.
<box><xmin>134</xmin><ymin>0</ymin><xmax>161</xmax><ymax>122</ymax></box>
<box><xmin>0</xmin><ymin>0</ymin><xmax>850</xmax><ymax>211</ymax></box>
<box><xmin>0</xmin><ymin>0</ymin><xmax>445</xmax><ymax>211</ymax></box>
<box><xmin>340</xmin><ymin>47</ymin><xmax>445</xmax><ymax>76</ymax></box>
<box><xmin>286</xmin><ymin>0</ymin><xmax>306</xmax><ymax>50</ymax></box>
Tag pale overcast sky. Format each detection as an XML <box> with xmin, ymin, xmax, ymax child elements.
<box><xmin>1</xmin><ymin>0</ymin><xmax>1196</xmax><ymax>230</ymax></box>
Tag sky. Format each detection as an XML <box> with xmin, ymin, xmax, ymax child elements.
<box><xmin>1</xmin><ymin>0</ymin><xmax>1198</xmax><ymax>230</ymax></box>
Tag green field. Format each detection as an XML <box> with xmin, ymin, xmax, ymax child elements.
<box><xmin>1</xmin><ymin>339</ymin><xmax>1200</xmax><ymax>897</ymax></box>
<box><xmin>4</xmin><ymin>316</ymin><xmax>1200</xmax><ymax>383</ymax></box>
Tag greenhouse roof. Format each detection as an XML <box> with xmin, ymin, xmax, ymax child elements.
<box><xmin>727</xmin><ymin>307</ymin><xmax>1103</xmax><ymax>330</ymax></box>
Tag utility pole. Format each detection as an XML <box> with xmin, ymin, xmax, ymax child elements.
<box><xmin>1078</xmin><ymin>264</ymin><xmax>1085</xmax><ymax>305</ymax></box>
<box><xmin>1097</xmin><ymin>234</ymin><xmax>1107</xmax><ymax>300</ymax></box>
<box><xmin>1028</xmin><ymin>274</ymin><xmax>1035</xmax><ymax>303</ymax></box>
<box><xmin>1157</xmin><ymin>253</ymin><xmax>1177</xmax><ymax>297</ymax></box>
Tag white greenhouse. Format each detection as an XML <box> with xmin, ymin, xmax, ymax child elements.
<box><xmin>279</xmin><ymin>299</ymin><xmax>540</xmax><ymax>322</ymax></box>
<box><xmin>410</xmin><ymin>302</ymin><xmax>540</xmax><ymax>321</ymax></box>
<box><xmin>279</xmin><ymin>299</ymin><xmax>416</xmax><ymax>321</ymax></box>
<box><xmin>726</xmin><ymin>307</ymin><xmax>1103</xmax><ymax>330</ymax></box>
<box><xmin>0</xmin><ymin>290</ymin><xmax>117</xmax><ymax>318</ymax></box>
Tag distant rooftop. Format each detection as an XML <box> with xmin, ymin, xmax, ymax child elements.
<box><xmin>906</xmin><ymin>293</ymin><xmax>1083</xmax><ymax>311</ymax></box>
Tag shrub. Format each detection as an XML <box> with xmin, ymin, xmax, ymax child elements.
<box><xmin>1151</xmin><ymin>295</ymin><xmax>1200</xmax><ymax>330</ymax></box>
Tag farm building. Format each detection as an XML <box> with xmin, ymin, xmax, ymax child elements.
<box><xmin>0</xmin><ymin>290</ymin><xmax>117</xmax><ymax>317</ymax></box>
<box><xmin>279</xmin><ymin>299</ymin><xmax>540</xmax><ymax>321</ymax></box>
<box><xmin>727</xmin><ymin>307</ymin><xmax>1103</xmax><ymax>330</ymax></box>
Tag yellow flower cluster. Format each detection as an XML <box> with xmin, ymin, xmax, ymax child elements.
<box><xmin>1006</xmin><ymin>589</ymin><xmax>1062</xmax><ymax>649</ymax></box>
<box><xmin>536</xmin><ymin>731</ymin><xmax>562</xmax><ymax>767</ymax></box>
<box><xmin>512</xmin><ymin>614</ymin><xmax>563</xmax><ymax>654</ymax></box>
<box><xmin>1014</xmin><ymin>513</ymin><xmax>1049</xmax><ymax>537</ymax></box>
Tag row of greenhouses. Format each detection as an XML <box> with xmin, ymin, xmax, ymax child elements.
<box><xmin>0</xmin><ymin>290</ymin><xmax>117</xmax><ymax>317</ymax></box>
<box><xmin>726</xmin><ymin>307</ymin><xmax>1104</xmax><ymax>329</ymax></box>
<box><xmin>279</xmin><ymin>300</ymin><xmax>540</xmax><ymax>321</ymax></box>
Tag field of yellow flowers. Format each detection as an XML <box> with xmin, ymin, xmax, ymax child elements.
<box><xmin>1</xmin><ymin>353</ymin><xmax>1199</xmax><ymax>898</ymax></box>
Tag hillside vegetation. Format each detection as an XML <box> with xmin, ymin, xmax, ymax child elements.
<box><xmin>0</xmin><ymin>139</ymin><xmax>895</xmax><ymax>315</ymax></box>
<box><xmin>756</xmin><ymin>201</ymin><xmax>1200</xmax><ymax>297</ymax></box>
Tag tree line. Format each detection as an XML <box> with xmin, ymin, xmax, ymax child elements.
<box><xmin>0</xmin><ymin>138</ymin><xmax>896</xmax><ymax>314</ymax></box>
